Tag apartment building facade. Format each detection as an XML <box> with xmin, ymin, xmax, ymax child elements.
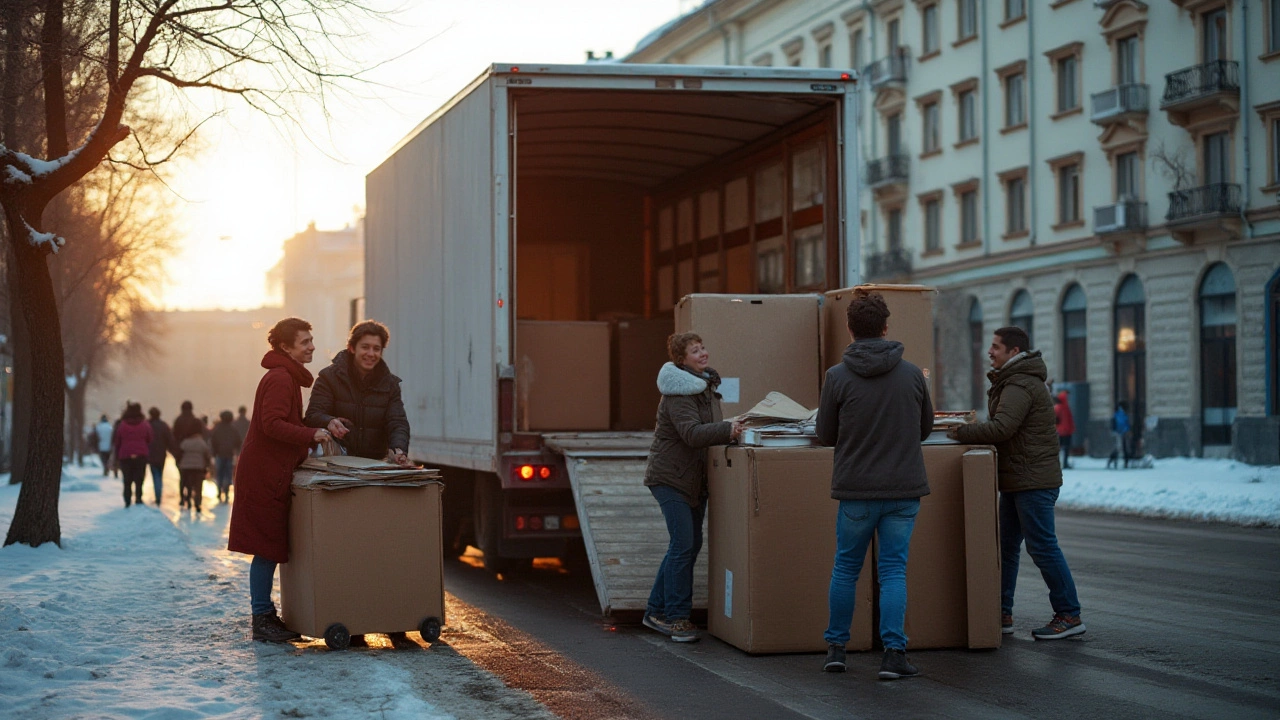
<box><xmin>628</xmin><ymin>0</ymin><xmax>1280</xmax><ymax>463</ymax></box>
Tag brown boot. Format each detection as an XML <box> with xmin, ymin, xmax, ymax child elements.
<box><xmin>252</xmin><ymin>612</ymin><xmax>300</xmax><ymax>643</ymax></box>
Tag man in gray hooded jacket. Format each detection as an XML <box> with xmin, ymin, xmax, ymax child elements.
<box><xmin>817</xmin><ymin>290</ymin><xmax>933</xmax><ymax>680</ymax></box>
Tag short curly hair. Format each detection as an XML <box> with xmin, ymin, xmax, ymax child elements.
<box><xmin>347</xmin><ymin>319</ymin><xmax>390</xmax><ymax>349</ymax></box>
<box><xmin>667</xmin><ymin>332</ymin><xmax>703</xmax><ymax>364</ymax></box>
<box><xmin>846</xmin><ymin>289</ymin><xmax>890</xmax><ymax>339</ymax></box>
<box><xmin>268</xmin><ymin>317</ymin><xmax>312</xmax><ymax>351</ymax></box>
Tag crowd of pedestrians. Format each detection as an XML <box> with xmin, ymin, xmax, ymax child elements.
<box><xmin>86</xmin><ymin>401</ymin><xmax>250</xmax><ymax>512</ymax></box>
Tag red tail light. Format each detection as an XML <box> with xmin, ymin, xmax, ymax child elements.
<box><xmin>514</xmin><ymin>515</ymin><xmax>527</xmax><ymax>531</ymax></box>
<box><xmin>518</xmin><ymin>464</ymin><xmax>535</xmax><ymax>480</ymax></box>
<box><xmin>529</xmin><ymin>516</ymin><xmax>543</xmax><ymax>531</ymax></box>
<box><xmin>512</xmin><ymin>463</ymin><xmax>557</xmax><ymax>482</ymax></box>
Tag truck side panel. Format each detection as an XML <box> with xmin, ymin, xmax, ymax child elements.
<box><xmin>367</xmin><ymin>78</ymin><xmax>499</xmax><ymax>472</ymax></box>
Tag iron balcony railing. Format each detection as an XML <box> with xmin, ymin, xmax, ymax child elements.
<box><xmin>866</xmin><ymin>154</ymin><xmax>910</xmax><ymax>187</ymax></box>
<box><xmin>865</xmin><ymin>247</ymin><xmax>913</xmax><ymax>280</ymax></box>
<box><xmin>1166</xmin><ymin>183</ymin><xmax>1242</xmax><ymax>223</ymax></box>
<box><xmin>1093</xmin><ymin>0</ymin><xmax>1122</xmax><ymax>7</ymax></box>
<box><xmin>1161</xmin><ymin>60</ymin><xmax>1240</xmax><ymax>107</ymax></box>
<box><xmin>864</xmin><ymin>53</ymin><xmax>909</xmax><ymax>90</ymax></box>
<box><xmin>1091</xmin><ymin>84</ymin><xmax>1149</xmax><ymax>122</ymax></box>
<box><xmin>1094</xmin><ymin>200</ymin><xmax>1148</xmax><ymax>233</ymax></box>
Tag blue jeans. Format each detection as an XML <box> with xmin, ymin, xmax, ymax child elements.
<box><xmin>825</xmin><ymin>498</ymin><xmax>920</xmax><ymax>651</ymax></box>
<box><xmin>215</xmin><ymin>457</ymin><xmax>235</xmax><ymax>493</ymax></box>
<box><xmin>250</xmin><ymin>556</ymin><xmax>278</xmax><ymax>616</ymax></box>
<box><xmin>149</xmin><ymin>462</ymin><xmax>165</xmax><ymax>503</ymax></box>
<box><xmin>646</xmin><ymin>484</ymin><xmax>704</xmax><ymax>622</ymax></box>
<box><xmin>1000</xmin><ymin>488</ymin><xmax>1081</xmax><ymax>618</ymax></box>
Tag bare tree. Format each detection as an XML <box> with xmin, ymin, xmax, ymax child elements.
<box><xmin>2</xmin><ymin>0</ymin><xmax>385</xmax><ymax>547</ymax></box>
<box><xmin>1150</xmin><ymin>140</ymin><xmax>1195</xmax><ymax>192</ymax></box>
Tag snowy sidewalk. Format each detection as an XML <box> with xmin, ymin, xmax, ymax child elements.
<box><xmin>0</xmin><ymin>466</ymin><xmax>553</xmax><ymax>720</ymax></box>
<box><xmin>1059</xmin><ymin>456</ymin><xmax>1280</xmax><ymax>527</ymax></box>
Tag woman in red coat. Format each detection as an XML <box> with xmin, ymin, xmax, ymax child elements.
<box><xmin>1054</xmin><ymin>391</ymin><xmax>1076</xmax><ymax>470</ymax></box>
<box><xmin>228</xmin><ymin>317</ymin><xmax>331</xmax><ymax>643</ymax></box>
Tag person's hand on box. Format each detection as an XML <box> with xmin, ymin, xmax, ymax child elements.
<box><xmin>946</xmin><ymin>427</ymin><xmax>961</xmax><ymax>440</ymax></box>
<box><xmin>730</xmin><ymin>420</ymin><xmax>746</xmax><ymax>442</ymax></box>
<box><xmin>326</xmin><ymin>418</ymin><xmax>351</xmax><ymax>439</ymax></box>
<box><xmin>390</xmin><ymin>448</ymin><xmax>411</xmax><ymax>467</ymax></box>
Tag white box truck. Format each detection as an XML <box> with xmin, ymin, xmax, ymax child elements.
<box><xmin>366</xmin><ymin>63</ymin><xmax>862</xmax><ymax>611</ymax></box>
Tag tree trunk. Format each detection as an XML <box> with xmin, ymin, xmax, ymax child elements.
<box><xmin>4</xmin><ymin>210</ymin><xmax>64</xmax><ymax>547</ymax></box>
<box><xmin>5</xmin><ymin>231</ymin><xmax>32</xmax><ymax>484</ymax></box>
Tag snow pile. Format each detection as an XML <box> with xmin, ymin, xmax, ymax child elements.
<box><xmin>0</xmin><ymin>466</ymin><xmax>547</xmax><ymax>720</ymax></box>
<box><xmin>1060</xmin><ymin>456</ymin><xmax>1280</xmax><ymax>527</ymax></box>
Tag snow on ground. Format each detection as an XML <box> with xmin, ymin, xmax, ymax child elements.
<box><xmin>0</xmin><ymin>464</ymin><xmax>552</xmax><ymax>720</ymax></box>
<box><xmin>1060</xmin><ymin>456</ymin><xmax>1280</xmax><ymax>527</ymax></box>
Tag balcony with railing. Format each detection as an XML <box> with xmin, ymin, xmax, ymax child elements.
<box><xmin>1094</xmin><ymin>200</ymin><xmax>1148</xmax><ymax>234</ymax></box>
<box><xmin>866</xmin><ymin>154</ymin><xmax>910</xmax><ymax>191</ymax></box>
<box><xmin>865</xmin><ymin>247</ymin><xmax>913</xmax><ymax>281</ymax></box>
<box><xmin>864</xmin><ymin>53</ymin><xmax>909</xmax><ymax>91</ymax></box>
<box><xmin>1166</xmin><ymin>183</ymin><xmax>1241</xmax><ymax>224</ymax></box>
<box><xmin>1091</xmin><ymin>84</ymin><xmax>1148</xmax><ymax>125</ymax></box>
<box><xmin>1092</xmin><ymin>0</ymin><xmax>1123</xmax><ymax>7</ymax></box>
<box><xmin>1160</xmin><ymin>60</ymin><xmax>1240</xmax><ymax>126</ymax></box>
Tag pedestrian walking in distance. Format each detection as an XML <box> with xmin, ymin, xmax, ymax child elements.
<box><xmin>1108</xmin><ymin>402</ymin><xmax>1132</xmax><ymax>470</ymax></box>
<box><xmin>211</xmin><ymin>410</ymin><xmax>242</xmax><ymax>504</ymax></box>
<box><xmin>951</xmin><ymin>327</ymin><xmax>1086</xmax><ymax>640</ymax></box>
<box><xmin>232</xmin><ymin>406</ymin><xmax>251</xmax><ymax>473</ymax></box>
<box><xmin>147</xmin><ymin>407</ymin><xmax>175</xmax><ymax>505</ymax></box>
<box><xmin>93</xmin><ymin>414</ymin><xmax>114</xmax><ymax>476</ymax></box>
<box><xmin>228</xmin><ymin>317</ymin><xmax>332</xmax><ymax>644</ymax></box>
<box><xmin>172</xmin><ymin>401</ymin><xmax>203</xmax><ymax>454</ymax></box>
<box><xmin>817</xmin><ymin>290</ymin><xmax>933</xmax><ymax>679</ymax></box>
<box><xmin>113</xmin><ymin>403</ymin><xmax>153</xmax><ymax>508</ymax></box>
<box><xmin>1055</xmin><ymin>391</ymin><xmax>1075</xmax><ymax>470</ymax></box>
<box><xmin>178</xmin><ymin>426</ymin><xmax>213</xmax><ymax>513</ymax></box>
<box><xmin>642</xmin><ymin>333</ymin><xmax>744</xmax><ymax>644</ymax></box>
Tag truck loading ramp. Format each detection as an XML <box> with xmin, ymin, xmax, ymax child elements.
<box><xmin>543</xmin><ymin>433</ymin><xmax>709</xmax><ymax>616</ymax></box>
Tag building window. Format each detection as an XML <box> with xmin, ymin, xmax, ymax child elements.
<box><xmin>1003</xmin><ymin>172</ymin><xmax>1027</xmax><ymax>235</ymax></box>
<box><xmin>1116</xmin><ymin>151</ymin><xmax>1141</xmax><ymax>200</ymax></box>
<box><xmin>850</xmin><ymin>27</ymin><xmax>865</xmax><ymax>70</ymax></box>
<box><xmin>1005</xmin><ymin>72</ymin><xmax>1025</xmax><ymax>127</ymax></box>
<box><xmin>1272</xmin><ymin>116</ymin><xmax>1280</xmax><ymax>185</ymax></box>
<box><xmin>1059</xmin><ymin>164</ymin><xmax>1080</xmax><ymax>224</ymax></box>
<box><xmin>819</xmin><ymin>42</ymin><xmax>833</xmax><ymax>68</ymax></box>
<box><xmin>1114</xmin><ymin>274</ymin><xmax>1147</xmax><ymax>436</ymax></box>
<box><xmin>1005</xmin><ymin>0</ymin><xmax>1025</xmax><ymax>22</ymax></box>
<box><xmin>1061</xmin><ymin>284</ymin><xmax>1087</xmax><ymax>383</ymax></box>
<box><xmin>923</xmin><ymin>4</ymin><xmax>940</xmax><ymax>55</ymax></box>
<box><xmin>923</xmin><ymin>101</ymin><xmax>940</xmax><ymax>153</ymax></box>
<box><xmin>1116</xmin><ymin>35</ymin><xmax>1140</xmax><ymax>84</ymax></box>
<box><xmin>1009</xmin><ymin>290</ymin><xmax>1035</xmax><ymax>347</ymax></box>
<box><xmin>887</xmin><ymin>17</ymin><xmax>902</xmax><ymax>53</ymax></box>
<box><xmin>1204</xmin><ymin>131</ymin><xmax>1230</xmax><ymax>184</ymax></box>
<box><xmin>959</xmin><ymin>90</ymin><xmax>977</xmax><ymax>142</ymax></box>
<box><xmin>1202</xmin><ymin>7</ymin><xmax>1228</xmax><ymax>62</ymax></box>
<box><xmin>1199</xmin><ymin>263</ymin><xmax>1237</xmax><ymax>446</ymax></box>
<box><xmin>887</xmin><ymin>112</ymin><xmax>903</xmax><ymax>155</ymax></box>
<box><xmin>958</xmin><ymin>0</ymin><xmax>978</xmax><ymax>41</ymax></box>
<box><xmin>887</xmin><ymin>207</ymin><xmax>903</xmax><ymax>250</ymax></box>
<box><xmin>1056</xmin><ymin>55</ymin><xmax>1079</xmax><ymax>113</ymax></box>
<box><xmin>959</xmin><ymin>188</ymin><xmax>979</xmax><ymax>244</ymax></box>
<box><xmin>1270</xmin><ymin>0</ymin><xmax>1280</xmax><ymax>54</ymax></box>
<box><xmin>922</xmin><ymin>195</ymin><xmax>942</xmax><ymax>252</ymax></box>
<box><xmin>969</xmin><ymin>299</ymin><xmax>985</xmax><ymax>412</ymax></box>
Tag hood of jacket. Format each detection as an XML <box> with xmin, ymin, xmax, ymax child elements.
<box><xmin>123</xmin><ymin>416</ymin><xmax>146</xmax><ymax>427</ymax></box>
<box><xmin>988</xmin><ymin>350</ymin><xmax>1048</xmax><ymax>386</ymax></box>
<box><xmin>657</xmin><ymin>362</ymin><xmax>715</xmax><ymax>396</ymax></box>
<box><xmin>842</xmin><ymin>338</ymin><xmax>905</xmax><ymax>378</ymax></box>
<box><xmin>261</xmin><ymin>349</ymin><xmax>314</xmax><ymax>389</ymax></box>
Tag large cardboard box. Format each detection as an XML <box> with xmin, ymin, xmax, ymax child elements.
<box><xmin>516</xmin><ymin>320</ymin><xmax>611</xmax><ymax>430</ymax></box>
<box><xmin>674</xmin><ymin>294</ymin><xmax>823</xmax><ymax>417</ymax></box>
<box><xmin>281</xmin><ymin>482</ymin><xmax>445</xmax><ymax>639</ymax></box>
<box><xmin>707</xmin><ymin>446</ymin><xmax>874</xmax><ymax>654</ymax></box>
<box><xmin>613</xmin><ymin>316</ymin><xmax>674</xmax><ymax>430</ymax></box>
<box><xmin>823</xmin><ymin>285</ymin><xmax>936</xmax><ymax>395</ymax></box>
<box><xmin>898</xmin><ymin>445</ymin><xmax>1000</xmax><ymax>650</ymax></box>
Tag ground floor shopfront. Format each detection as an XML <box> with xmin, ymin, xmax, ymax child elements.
<box><xmin>928</xmin><ymin>233</ymin><xmax>1280</xmax><ymax>465</ymax></box>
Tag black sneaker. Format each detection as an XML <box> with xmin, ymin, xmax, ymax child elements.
<box><xmin>1032</xmin><ymin>614</ymin><xmax>1086</xmax><ymax>640</ymax></box>
<box><xmin>878</xmin><ymin>649</ymin><xmax>919</xmax><ymax>680</ymax></box>
<box><xmin>1002</xmin><ymin>613</ymin><xmax>1015</xmax><ymax>635</ymax></box>
<box><xmin>823</xmin><ymin>644</ymin><xmax>846</xmax><ymax>672</ymax></box>
<box><xmin>252</xmin><ymin>613</ymin><xmax>299</xmax><ymax>643</ymax></box>
<box><xmin>642</xmin><ymin>613</ymin><xmax>672</xmax><ymax>636</ymax></box>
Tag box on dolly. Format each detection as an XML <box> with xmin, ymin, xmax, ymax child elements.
<box><xmin>280</xmin><ymin>458</ymin><xmax>445</xmax><ymax>650</ymax></box>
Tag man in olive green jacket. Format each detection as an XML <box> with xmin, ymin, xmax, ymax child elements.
<box><xmin>951</xmin><ymin>326</ymin><xmax>1085</xmax><ymax>641</ymax></box>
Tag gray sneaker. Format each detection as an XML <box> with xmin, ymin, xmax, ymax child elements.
<box><xmin>878</xmin><ymin>648</ymin><xmax>920</xmax><ymax>680</ymax></box>
<box><xmin>668</xmin><ymin>618</ymin><xmax>700</xmax><ymax>643</ymax></box>
<box><xmin>823</xmin><ymin>644</ymin><xmax>846</xmax><ymax>672</ymax></box>
<box><xmin>642</xmin><ymin>613</ymin><xmax>672</xmax><ymax>636</ymax></box>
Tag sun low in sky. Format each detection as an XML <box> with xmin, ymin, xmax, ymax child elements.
<box><xmin>159</xmin><ymin>0</ymin><xmax>689</xmax><ymax>311</ymax></box>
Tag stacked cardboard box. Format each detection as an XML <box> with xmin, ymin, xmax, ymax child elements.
<box><xmin>515</xmin><ymin>320</ymin><xmax>611</xmax><ymax>431</ymax></box>
<box><xmin>612</xmin><ymin>316</ymin><xmax>674</xmax><ymax>430</ymax></box>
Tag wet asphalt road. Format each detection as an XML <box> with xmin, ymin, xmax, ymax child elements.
<box><xmin>442</xmin><ymin>511</ymin><xmax>1280</xmax><ymax>720</ymax></box>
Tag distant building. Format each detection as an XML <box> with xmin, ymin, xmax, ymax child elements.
<box><xmin>628</xmin><ymin>0</ymin><xmax>1280</xmax><ymax>464</ymax></box>
<box><xmin>266</xmin><ymin>219</ymin><xmax>365</xmax><ymax>362</ymax></box>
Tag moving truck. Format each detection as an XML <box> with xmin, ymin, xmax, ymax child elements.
<box><xmin>365</xmin><ymin>63</ymin><xmax>862</xmax><ymax>585</ymax></box>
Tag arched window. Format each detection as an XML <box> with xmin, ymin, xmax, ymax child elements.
<box><xmin>1009</xmin><ymin>289</ymin><xmax>1034</xmax><ymax>348</ymax></box>
<box><xmin>1061</xmin><ymin>284</ymin><xmax>1087</xmax><ymax>382</ymax></box>
<box><xmin>1114</xmin><ymin>274</ymin><xmax>1146</xmax><ymax>436</ymax></box>
<box><xmin>1199</xmin><ymin>263</ymin><xmax>1237</xmax><ymax>446</ymax></box>
<box><xmin>969</xmin><ymin>299</ymin><xmax>985</xmax><ymax>412</ymax></box>
<box><xmin>1271</xmin><ymin>273</ymin><xmax>1280</xmax><ymax>417</ymax></box>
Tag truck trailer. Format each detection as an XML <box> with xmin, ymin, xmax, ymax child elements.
<box><xmin>365</xmin><ymin>63</ymin><xmax>861</xmax><ymax>611</ymax></box>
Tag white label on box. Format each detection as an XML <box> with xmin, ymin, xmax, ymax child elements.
<box><xmin>724</xmin><ymin>569</ymin><xmax>733</xmax><ymax>618</ymax></box>
<box><xmin>719</xmin><ymin>378</ymin><xmax>740</xmax><ymax>404</ymax></box>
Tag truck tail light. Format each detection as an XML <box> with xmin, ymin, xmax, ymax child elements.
<box><xmin>512</xmin><ymin>464</ymin><xmax>557</xmax><ymax>482</ymax></box>
<box><xmin>514</xmin><ymin>515</ymin><xmax>527</xmax><ymax>531</ymax></box>
<box><xmin>529</xmin><ymin>516</ymin><xmax>543</xmax><ymax>531</ymax></box>
<box><xmin>562</xmin><ymin>515</ymin><xmax>580</xmax><ymax>530</ymax></box>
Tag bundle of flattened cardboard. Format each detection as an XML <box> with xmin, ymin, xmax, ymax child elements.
<box><xmin>732</xmin><ymin>392</ymin><xmax>819</xmax><ymax>447</ymax></box>
<box><xmin>293</xmin><ymin>455</ymin><xmax>441</xmax><ymax>489</ymax></box>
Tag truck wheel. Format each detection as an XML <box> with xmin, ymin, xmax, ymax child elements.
<box><xmin>441</xmin><ymin>470</ymin><xmax>475</xmax><ymax>558</ymax></box>
<box><xmin>474</xmin><ymin>474</ymin><xmax>513</xmax><ymax>573</ymax></box>
<box><xmin>418</xmin><ymin>616</ymin><xmax>442</xmax><ymax>643</ymax></box>
<box><xmin>324</xmin><ymin>623</ymin><xmax>351</xmax><ymax>651</ymax></box>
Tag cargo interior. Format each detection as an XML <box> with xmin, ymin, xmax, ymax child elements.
<box><xmin>510</xmin><ymin>88</ymin><xmax>839</xmax><ymax>431</ymax></box>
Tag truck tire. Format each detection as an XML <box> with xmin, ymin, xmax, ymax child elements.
<box><xmin>474</xmin><ymin>474</ymin><xmax>512</xmax><ymax>573</ymax></box>
<box><xmin>440</xmin><ymin>471</ymin><xmax>475</xmax><ymax>559</ymax></box>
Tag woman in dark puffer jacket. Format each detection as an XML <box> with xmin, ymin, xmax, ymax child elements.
<box><xmin>642</xmin><ymin>332</ymin><xmax>743</xmax><ymax>643</ymax></box>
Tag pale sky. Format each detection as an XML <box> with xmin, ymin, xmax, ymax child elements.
<box><xmin>157</xmin><ymin>0</ymin><xmax>691</xmax><ymax>310</ymax></box>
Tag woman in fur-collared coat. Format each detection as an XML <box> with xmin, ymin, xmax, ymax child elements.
<box><xmin>642</xmin><ymin>332</ymin><xmax>743</xmax><ymax>643</ymax></box>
